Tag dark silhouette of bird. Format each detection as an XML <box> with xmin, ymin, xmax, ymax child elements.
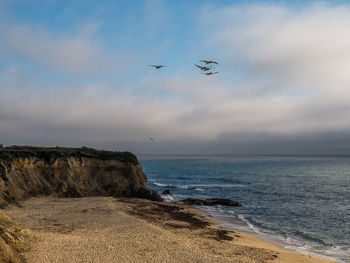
<box><xmin>202</xmin><ymin>71</ymin><xmax>219</xmax><ymax>76</ymax></box>
<box><xmin>149</xmin><ymin>137</ymin><xmax>155</xmax><ymax>141</ymax></box>
<box><xmin>200</xmin><ymin>60</ymin><xmax>219</xmax><ymax>65</ymax></box>
<box><xmin>149</xmin><ymin>65</ymin><xmax>167</xmax><ymax>69</ymax></box>
<box><xmin>195</xmin><ymin>64</ymin><xmax>212</xmax><ymax>71</ymax></box>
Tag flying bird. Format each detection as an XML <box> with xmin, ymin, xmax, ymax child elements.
<box><xmin>200</xmin><ymin>60</ymin><xmax>219</xmax><ymax>65</ymax></box>
<box><xmin>195</xmin><ymin>64</ymin><xmax>212</xmax><ymax>71</ymax></box>
<box><xmin>202</xmin><ymin>72</ymin><xmax>219</xmax><ymax>76</ymax></box>
<box><xmin>149</xmin><ymin>138</ymin><xmax>155</xmax><ymax>141</ymax></box>
<box><xmin>149</xmin><ymin>65</ymin><xmax>167</xmax><ymax>69</ymax></box>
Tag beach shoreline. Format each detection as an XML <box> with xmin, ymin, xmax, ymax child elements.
<box><xmin>2</xmin><ymin>196</ymin><xmax>338</xmax><ymax>263</ymax></box>
<box><xmin>197</xmin><ymin>206</ymin><xmax>340</xmax><ymax>262</ymax></box>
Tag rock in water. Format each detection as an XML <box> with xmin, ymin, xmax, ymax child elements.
<box><xmin>181</xmin><ymin>198</ymin><xmax>205</xmax><ymax>205</ymax></box>
<box><xmin>135</xmin><ymin>187</ymin><xmax>163</xmax><ymax>202</ymax></box>
<box><xmin>181</xmin><ymin>198</ymin><xmax>241</xmax><ymax>207</ymax></box>
<box><xmin>203</xmin><ymin>198</ymin><xmax>242</xmax><ymax>207</ymax></box>
<box><xmin>162</xmin><ymin>189</ymin><xmax>172</xmax><ymax>195</ymax></box>
<box><xmin>0</xmin><ymin>146</ymin><xmax>162</xmax><ymax>206</ymax></box>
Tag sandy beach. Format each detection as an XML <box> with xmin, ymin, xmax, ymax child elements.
<box><xmin>1</xmin><ymin>196</ymin><xmax>337</xmax><ymax>263</ymax></box>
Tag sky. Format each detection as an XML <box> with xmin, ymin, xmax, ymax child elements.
<box><xmin>1</xmin><ymin>0</ymin><xmax>350</xmax><ymax>154</ymax></box>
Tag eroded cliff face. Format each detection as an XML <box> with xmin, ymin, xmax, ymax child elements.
<box><xmin>0</xmin><ymin>147</ymin><xmax>162</xmax><ymax>207</ymax></box>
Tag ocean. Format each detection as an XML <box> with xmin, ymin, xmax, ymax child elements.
<box><xmin>139</xmin><ymin>155</ymin><xmax>350</xmax><ymax>262</ymax></box>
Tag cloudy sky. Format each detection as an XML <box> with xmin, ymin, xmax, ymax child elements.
<box><xmin>1</xmin><ymin>0</ymin><xmax>350</xmax><ymax>154</ymax></box>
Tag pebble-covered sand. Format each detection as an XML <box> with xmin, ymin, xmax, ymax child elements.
<box><xmin>3</xmin><ymin>197</ymin><xmax>337</xmax><ymax>263</ymax></box>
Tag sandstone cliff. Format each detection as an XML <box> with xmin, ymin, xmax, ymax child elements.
<box><xmin>0</xmin><ymin>146</ymin><xmax>162</xmax><ymax>207</ymax></box>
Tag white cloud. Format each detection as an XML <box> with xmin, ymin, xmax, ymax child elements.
<box><xmin>202</xmin><ymin>3</ymin><xmax>350</xmax><ymax>94</ymax></box>
<box><xmin>0</xmin><ymin>22</ymin><xmax>122</xmax><ymax>73</ymax></box>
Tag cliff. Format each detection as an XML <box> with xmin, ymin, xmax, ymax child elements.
<box><xmin>0</xmin><ymin>146</ymin><xmax>162</xmax><ymax>207</ymax></box>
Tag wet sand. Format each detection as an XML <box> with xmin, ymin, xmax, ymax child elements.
<box><xmin>3</xmin><ymin>197</ymin><xmax>337</xmax><ymax>263</ymax></box>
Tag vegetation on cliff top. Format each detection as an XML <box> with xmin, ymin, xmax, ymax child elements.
<box><xmin>0</xmin><ymin>146</ymin><xmax>138</xmax><ymax>165</ymax></box>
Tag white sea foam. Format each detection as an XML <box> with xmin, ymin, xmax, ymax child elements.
<box><xmin>178</xmin><ymin>183</ymin><xmax>246</xmax><ymax>189</ymax></box>
<box><xmin>279</xmin><ymin>232</ymin><xmax>350</xmax><ymax>262</ymax></box>
<box><xmin>176</xmin><ymin>185</ymin><xmax>191</xmax><ymax>189</ymax></box>
<box><xmin>237</xmin><ymin>215</ymin><xmax>262</xmax><ymax>234</ymax></box>
<box><xmin>152</xmin><ymin>182</ymin><xmax>168</xmax><ymax>187</ymax></box>
<box><xmin>161</xmin><ymin>194</ymin><xmax>174</xmax><ymax>202</ymax></box>
<box><xmin>152</xmin><ymin>181</ymin><xmax>246</xmax><ymax>189</ymax></box>
<box><xmin>284</xmin><ymin>243</ymin><xmax>341</xmax><ymax>262</ymax></box>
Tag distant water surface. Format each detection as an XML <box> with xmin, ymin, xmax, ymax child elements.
<box><xmin>139</xmin><ymin>155</ymin><xmax>350</xmax><ymax>262</ymax></box>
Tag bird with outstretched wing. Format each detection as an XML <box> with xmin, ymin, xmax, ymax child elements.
<box><xmin>195</xmin><ymin>64</ymin><xmax>212</xmax><ymax>71</ymax></box>
<box><xmin>200</xmin><ymin>60</ymin><xmax>219</xmax><ymax>65</ymax></box>
<box><xmin>202</xmin><ymin>71</ymin><xmax>219</xmax><ymax>76</ymax></box>
<box><xmin>149</xmin><ymin>65</ymin><xmax>167</xmax><ymax>69</ymax></box>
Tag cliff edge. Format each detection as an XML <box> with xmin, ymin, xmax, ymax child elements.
<box><xmin>0</xmin><ymin>146</ymin><xmax>162</xmax><ymax>207</ymax></box>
